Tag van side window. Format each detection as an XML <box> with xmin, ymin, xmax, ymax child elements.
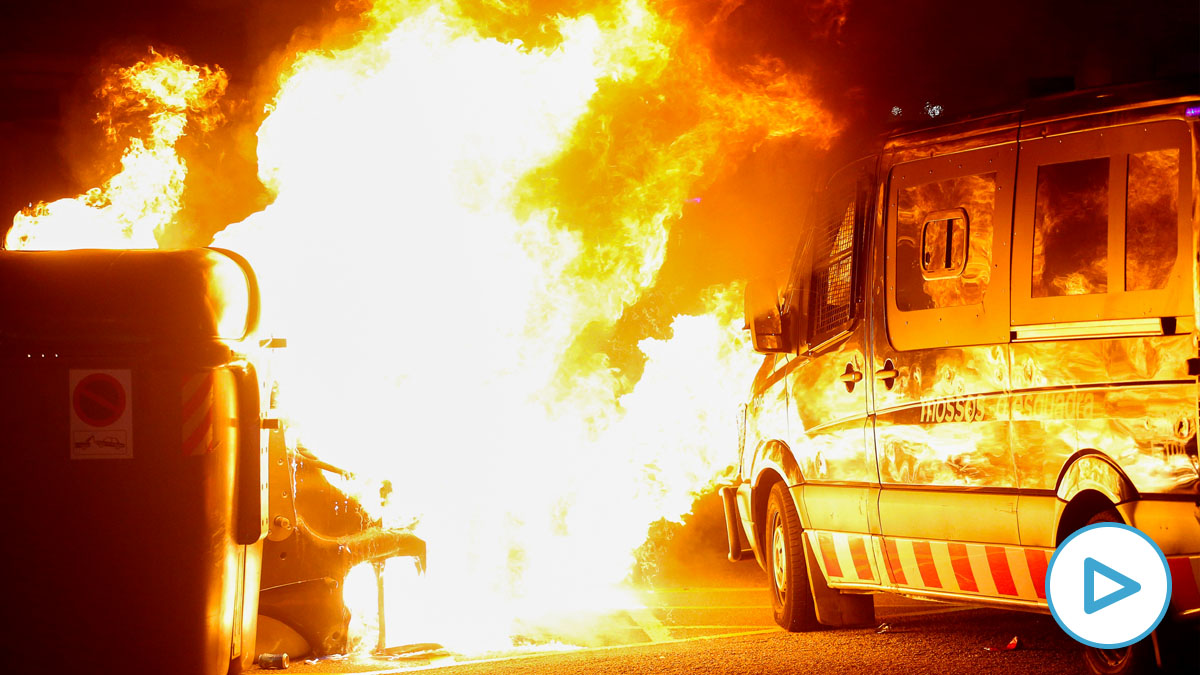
<box><xmin>1032</xmin><ymin>150</ymin><xmax>1178</xmax><ymax>297</ymax></box>
<box><xmin>1011</xmin><ymin>121</ymin><xmax>1191</xmax><ymax>326</ymax></box>
<box><xmin>1126</xmin><ymin>149</ymin><xmax>1179</xmax><ymax>291</ymax></box>
<box><xmin>885</xmin><ymin>144</ymin><xmax>1016</xmax><ymax>351</ymax></box>
<box><xmin>810</xmin><ymin>195</ymin><xmax>856</xmax><ymax>345</ymax></box>
<box><xmin>1032</xmin><ymin>158</ymin><xmax>1108</xmax><ymax>297</ymax></box>
<box><xmin>786</xmin><ymin>158</ymin><xmax>875</xmax><ymax>354</ymax></box>
<box><xmin>896</xmin><ymin>173</ymin><xmax>996</xmax><ymax>311</ymax></box>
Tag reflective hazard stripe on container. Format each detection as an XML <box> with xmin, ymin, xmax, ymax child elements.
<box><xmin>808</xmin><ymin>531</ymin><xmax>878</xmax><ymax>583</ymax></box>
<box><xmin>881</xmin><ymin>536</ymin><xmax>1053</xmax><ymax>603</ymax></box>
<box><xmin>181</xmin><ymin>373</ymin><xmax>214</xmax><ymax>456</ymax></box>
<box><xmin>1167</xmin><ymin>555</ymin><xmax>1200</xmax><ymax>613</ymax></box>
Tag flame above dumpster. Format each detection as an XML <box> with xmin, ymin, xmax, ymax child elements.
<box><xmin>4</xmin><ymin>50</ymin><xmax>226</xmax><ymax>251</ymax></box>
<box><xmin>7</xmin><ymin>0</ymin><xmax>838</xmax><ymax>653</ymax></box>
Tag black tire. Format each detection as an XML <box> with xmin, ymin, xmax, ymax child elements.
<box><xmin>765</xmin><ymin>482</ymin><xmax>820</xmax><ymax>631</ymax></box>
<box><xmin>1084</xmin><ymin>641</ymin><xmax>1158</xmax><ymax>675</ymax></box>
<box><xmin>1080</xmin><ymin>509</ymin><xmax>1157</xmax><ymax>675</ymax></box>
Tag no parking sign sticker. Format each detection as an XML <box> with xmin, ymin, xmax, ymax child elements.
<box><xmin>69</xmin><ymin>369</ymin><xmax>133</xmax><ymax>459</ymax></box>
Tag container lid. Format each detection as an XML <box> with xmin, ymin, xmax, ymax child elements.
<box><xmin>0</xmin><ymin>248</ymin><xmax>259</xmax><ymax>346</ymax></box>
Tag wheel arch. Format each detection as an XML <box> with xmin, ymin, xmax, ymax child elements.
<box><xmin>750</xmin><ymin>439</ymin><xmax>806</xmax><ymax>568</ymax></box>
<box><xmin>1054</xmin><ymin>449</ymin><xmax>1138</xmax><ymax>505</ymax></box>
<box><xmin>1053</xmin><ymin>450</ymin><xmax>1138</xmax><ymax>545</ymax></box>
<box><xmin>1055</xmin><ymin>489</ymin><xmax>1124</xmax><ymax>545</ymax></box>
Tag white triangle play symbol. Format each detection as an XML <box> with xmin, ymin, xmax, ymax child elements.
<box><xmin>1092</xmin><ymin>571</ymin><xmax>1122</xmax><ymax>599</ymax></box>
<box><xmin>1084</xmin><ymin>557</ymin><xmax>1141</xmax><ymax>614</ymax></box>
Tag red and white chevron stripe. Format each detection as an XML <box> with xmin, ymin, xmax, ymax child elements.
<box><xmin>180</xmin><ymin>372</ymin><xmax>214</xmax><ymax>456</ymax></box>
<box><xmin>808</xmin><ymin>531</ymin><xmax>1200</xmax><ymax>615</ymax></box>
<box><xmin>881</xmin><ymin>537</ymin><xmax>1052</xmax><ymax>602</ymax></box>
<box><xmin>808</xmin><ymin>530</ymin><xmax>1053</xmax><ymax>604</ymax></box>
<box><xmin>1167</xmin><ymin>554</ymin><xmax>1200</xmax><ymax>615</ymax></box>
<box><xmin>808</xmin><ymin>531</ymin><xmax>881</xmax><ymax>584</ymax></box>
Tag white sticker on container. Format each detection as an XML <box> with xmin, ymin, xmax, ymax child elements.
<box><xmin>69</xmin><ymin>369</ymin><xmax>133</xmax><ymax>459</ymax></box>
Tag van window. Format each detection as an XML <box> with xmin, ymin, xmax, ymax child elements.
<box><xmin>896</xmin><ymin>174</ymin><xmax>996</xmax><ymax>311</ymax></box>
<box><xmin>1126</xmin><ymin>149</ymin><xmax>1179</xmax><ymax>292</ymax></box>
<box><xmin>810</xmin><ymin>195</ymin><xmax>856</xmax><ymax>344</ymax></box>
<box><xmin>885</xmin><ymin>143</ymin><xmax>1017</xmax><ymax>351</ymax></box>
<box><xmin>1032</xmin><ymin>158</ymin><xmax>1108</xmax><ymax>297</ymax></box>
<box><xmin>1011</xmin><ymin>120</ymin><xmax>1191</xmax><ymax>326</ymax></box>
<box><xmin>782</xmin><ymin>157</ymin><xmax>876</xmax><ymax>354</ymax></box>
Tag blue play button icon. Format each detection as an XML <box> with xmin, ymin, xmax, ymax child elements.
<box><xmin>1083</xmin><ymin>557</ymin><xmax>1141</xmax><ymax>614</ymax></box>
<box><xmin>1047</xmin><ymin>523</ymin><xmax>1172</xmax><ymax>648</ymax></box>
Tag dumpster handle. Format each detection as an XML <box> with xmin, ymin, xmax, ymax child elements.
<box><xmin>207</xmin><ymin>247</ymin><xmax>261</xmax><ymax>341</ymax></box>
<box><xmin>232</xmin><ymin>361</ymin><xmax>268</xmax><ymax>545</ymax></box>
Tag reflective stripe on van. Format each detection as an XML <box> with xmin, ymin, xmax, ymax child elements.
<box><xmin>808</xmin><ymin>531</ymin><xmax>880</xmax><ymax>584</ymax></box>
<box><xmin>1167</xmin><ymin>555</ymin><xmax>1200</xmax><ymax>615</ymax></box>
<box><xmin>810</xmin><ymin>530</ymin><xmax>1055</xmax><ymax>604</ymax></box>
<box><xmin>880</xmin><ymin>538</ymin><xmax>1052</xmax><ymax>602</ymax></box>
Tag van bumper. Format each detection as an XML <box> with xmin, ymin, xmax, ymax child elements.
<box><xmin>721</xmin><ymin>484</ymin><xmax>753</xmax><ymax>562</ymax></box>
<box><xmin>1126</xmin><ymin>492</ymin><xmax>1200</xmax><ymax>621</ymax></box>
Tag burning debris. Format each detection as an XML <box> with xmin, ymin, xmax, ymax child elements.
<box><xmin>983</xmin><ymin>636</ymin><xmax>1022</xmax><ymax>652</ymax></box>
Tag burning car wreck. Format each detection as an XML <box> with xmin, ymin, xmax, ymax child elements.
<box><xmin>257</xmin><ymin>431</ymin><xmax>427</xmax><ymax>659</ymax></box>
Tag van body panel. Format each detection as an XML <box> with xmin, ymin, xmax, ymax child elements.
<box><xmin>789</xmin><ymin>335</ymin><xmax>875</xmax><ymax>485</ymax></box>
<box><xmin>802</xmin><ymin>484</ymin><xmax>879</xmax><ymax>536</ymax></box>
<box><xmin>885</xmin><ymin>112</ymin><xmax>1021</xmax><ymax>163</ymax></box>
<box><xmin>1054</xmin><ymin>452</ymin><xmax>1137</xmax><ymax>503</ymax></box>
<box><xmin>1121</xmin><ymin>499</ymin><xmax>1200</xmax><ymax>556</ymax></box>
<box><xmin>1015</xmin><ymin>492</ymin><xmax>1061</xmax><ymax>548</ymax></box>
<box><xmin>744</xmin><ymin>353</ymin><xmax>794</xmax><ymax>482</ymax></box>
<box><xmin>876</xmin><ymin>489</ymin><xmax>1020</xmax><ymax>544</ymax></box>
<box><xmin>1011</xmin><ymin>337</ymin><xmax>1196</xmax><ymax>496</ymax></box>
<box><xmin>803</xmin><ymin>529</ymin><xmax>886</xmax><ymax>588</ymax></box>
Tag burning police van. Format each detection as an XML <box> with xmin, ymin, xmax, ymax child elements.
<box><xmin>723</xmin><ymin>82</ymin><xmax>1200</xmax><ymax>672</ymax></box>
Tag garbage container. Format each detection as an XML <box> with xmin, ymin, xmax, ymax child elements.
<box><xmin>0</xmin><ymin>248</ymin><xmax>268</xmax><ymax>675</ymax></box>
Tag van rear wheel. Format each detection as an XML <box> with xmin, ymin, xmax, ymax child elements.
<box><xmin>765</xmin><ymin>482</ymin><xmax>819</xmax><ymax>631</ymax></box>
<box><xmin>1079</xmin><ymin>509</ymin><xmax>1157</xmax><ymax>675</ymax></box>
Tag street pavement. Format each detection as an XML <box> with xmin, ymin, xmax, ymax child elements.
<box><xmin>261</xmin><ymin>493</ymin><xmax>1101</xmax><ymax>674</ymax></box>
<box><xmin>269</xmin><ymin>575</ymin><xmax>1090</xmax><ymax>674</ymax></box>
<box><xmin>248</xmin><ymin>492</ymin><xmax>1162</xmax><ymax>674</ymax></box>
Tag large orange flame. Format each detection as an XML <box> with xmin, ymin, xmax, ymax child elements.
<box><xmin>4</xmin><ymin>50</ymin><xmax>226</xmax><ymax>251</ymax></box>
<box><xmin>213</xmin><ymin>0</ymin><xmax>835</xmax><ymax>650</ymax></box>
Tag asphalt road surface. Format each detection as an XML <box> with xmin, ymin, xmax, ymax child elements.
<box><xmin>260</xmin><ymin>494</ymin><xmax>1104</xmax><ymax>675</ymax></box>
<box><xmin>269</xmin><ymin>582</ymin><xmax>1091</xmax><ymax>675</ymax></box>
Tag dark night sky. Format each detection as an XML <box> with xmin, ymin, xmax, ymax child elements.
<box><xmin>0</xmin><ymin>0</ymin><xmax>1196</xmax><ymax>254</ymax></box>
